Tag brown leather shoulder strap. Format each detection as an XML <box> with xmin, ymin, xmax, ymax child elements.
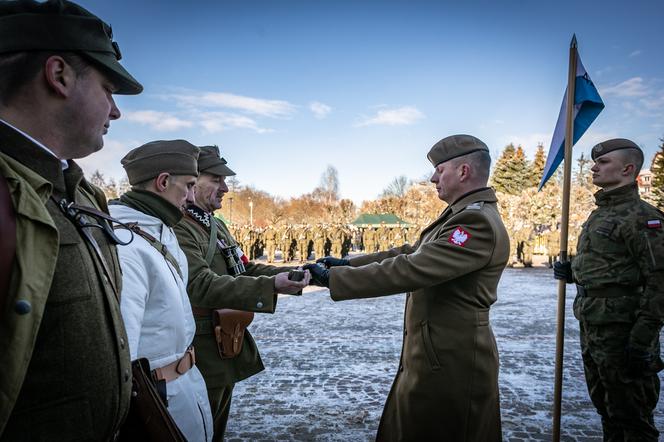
<box><xmin>0</xmin><ymin>174</ymin><xmax>17</xmax><ymax>316</ymax></box>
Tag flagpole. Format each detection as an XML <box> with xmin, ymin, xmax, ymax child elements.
<box><xmin>552</xmin><ymin>33</ymin><xmax>577</xmax><ymax>441</ymax></box>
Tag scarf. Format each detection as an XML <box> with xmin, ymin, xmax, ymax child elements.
<box><xmin>118</xmin><ymin>189</ymin><xmax>183</xmax><ymax>227</ymax></box>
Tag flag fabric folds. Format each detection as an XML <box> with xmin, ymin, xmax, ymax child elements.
<box><xmin>538</xmin><ymin>53</ymin><xmax>604</xmax><ymax>190</ymax></box>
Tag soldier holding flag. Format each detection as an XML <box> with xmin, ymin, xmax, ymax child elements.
<box><xmin>555</xmin><ymin>139</ymin><xmax>664</xmax><ymax>441</ymax></box>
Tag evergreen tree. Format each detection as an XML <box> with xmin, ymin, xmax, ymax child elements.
<box><xmin>512</xmin><ymin>145</ymin><xmax>529</xmax><ymax>190</ymax></box>
<box><xmin>490</xmin><ymin>143</ymin><xmax>516</xmax><ymax>194</ymax></box>
<box><xmin>529</xmin><ymin>143</ymin><xmax>546</xmax><ymax>188</ymax></box>
<box><xmin>651</xmin><ymin>138</ymin><xmax>664</xmax><ymax>209</ymax></box>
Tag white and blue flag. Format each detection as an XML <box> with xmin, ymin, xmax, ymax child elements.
<box><xmin>538</xmin><ymin>52</ymin><xmax>604</xmax><ymax>190</ymax></box>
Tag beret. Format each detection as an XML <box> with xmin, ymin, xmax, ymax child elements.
<box><xmin>591</xmin><ymin>138</ymin><xmax>643</xmax><ymax>161</ymax></box>
<box><xmin>122</xmin><ymin>140</ymin><xmax>200</xmax><ymax>185</ymax></box>
<box><xmin>427</xmin><ymin>134</ymin><xmax>489</xmax><ymax>166</ymax></box>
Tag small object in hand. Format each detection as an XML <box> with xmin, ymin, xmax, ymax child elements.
<box><xmin>288</xmin><ymin>269</ymin><xmax>305</xmax><ymax>281</ymax></box>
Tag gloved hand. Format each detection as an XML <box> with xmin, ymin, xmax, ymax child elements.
<box><xmin>553</xmin><ymin>261</ymin><xmax>573</xmax><ymax>283</ymax></box>
<box><xmin>625</xmin><ymin>346</ymin><xmax>661</xmax><ymax>377</ymax></box>
<box><xmin>302</xmin><ymin>263</ymin><xmax>330</xmax><ymax>288</ymax></box>
<box><xmin>316</xmin><ymin>256</ymin><xmax>350</xmax><ymax>269</ymax></box>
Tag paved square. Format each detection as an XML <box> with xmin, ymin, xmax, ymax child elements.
<box><xmin>226</xmin><ymin>267</ymin><xmax>663</xmax><ymax>441</ymax></box>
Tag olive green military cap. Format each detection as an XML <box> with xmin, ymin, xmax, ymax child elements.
<box><xmin>0</xmin><ymin>0</ymin><xmax>142</xmax><ymax>94</ymax></box>
<box><xmin>591</xmin><ymin>138</ymin><xmax>643</xmax><ymax>161</ymax></box>
<box><xmin>427</xmin><ymin>134</ymin><xmax>489</xmax><ymax>166</ymax></box>
<box><xmin>122</xmin><ymin>140</ymin><xmax>200</xmax><ymax>185</ymax></box>
<box><xmin>198</xmin><ymin>145</ymin><xmax>236</xmax><ymax>176</ymax></box>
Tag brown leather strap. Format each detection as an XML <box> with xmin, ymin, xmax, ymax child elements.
<box><xmin>153</xmin><ymin>346</ymin><xmax>196</xmax><ymax>382</ymax></box>
<box><xmin>0</xmin><ymin>174</ymin><xmax>16</xmax><ymax>316</ymax></box>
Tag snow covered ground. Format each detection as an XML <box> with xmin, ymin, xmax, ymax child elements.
<box><xmin>225</xmin><ymin>267</ymin><xmax>663</xmax><ymax>441</ymax></box>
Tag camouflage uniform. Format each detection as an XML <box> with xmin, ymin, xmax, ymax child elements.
<box><xmin>313</xmin><ymin>226</ymin><xmax>326</xmax><ymax>260</ymax></box>
<box><xmin>363</xmin><ymin>228</ymin><xmax>376</xmax><ymax>253</ymax></box>
<box><xmin>296</xmin><ymin>225</ymin><xmax>309</xmax><ymax>262</ymax></box>
<box><xmin>330</xmin><ymin>225</ymin><xmax>343</xmax><ymax>257</ymax></box>
<box><xmin>263</xmin><ymin>227</ymin><xmax>277</xmax><ymax>263</ymax></box>
<box><xmin>571</xmin><ymin>183</ymin><xmax>664</xmax><ymax>441</ymax></box>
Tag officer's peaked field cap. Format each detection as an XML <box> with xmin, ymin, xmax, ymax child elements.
<box><xmin>591</xmin><ymin>138</ymin><xmax>643</xmax><ymax>161</ymax></box>
<box><xmin>122</xmin><ymin>140</ymin><xmax>200</xmax><ymax>185</ymax></box>
<box><xmin>198</xmin><ymin>145</ymin><xmax>236</xmax><ymax>177</ymax></box>
<box><xmin>0</xmin><ymin>0</ymin><xmax>142</xmax><ymax>94</ymax></box>
<box><xmin>427</xmin><ymin>134</ymin><xmax>489</xmax><ymax>166</ymax></box>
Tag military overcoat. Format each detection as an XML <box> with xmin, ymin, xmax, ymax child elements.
<box><xmin>0</xmin><ymin>122</ymin><xmax>131</xmax><ymax>440</ymax></box>
<box><xmin>329</xmin><ymin>188</ymin><xmax>509</xmax><ymax>441</ymax></box>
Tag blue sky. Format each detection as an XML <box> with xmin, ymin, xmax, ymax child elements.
<box><xmin>77</xmin><ymin>0</ymin><xmax>664</xmax><ymax>203</ymax></box>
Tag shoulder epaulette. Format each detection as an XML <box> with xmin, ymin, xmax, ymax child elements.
<box><xmin>465</xmin><ymin>202</ymin><xmax>484</xmax><ymax>210</ymax></box>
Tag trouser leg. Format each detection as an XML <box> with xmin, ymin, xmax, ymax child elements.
<box><xmin>580</xmin><ymin>322</ymin><xmax>660</xmax><ymax>442</ymax></box>
<box><xmin>207</xmin><ymin>384</ymin><xmax>235</xmax><ymax>442</ymax></box>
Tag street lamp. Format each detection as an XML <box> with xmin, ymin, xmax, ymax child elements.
<box><xmin>249</xmin><ymin>199</ymin><xmax>253</xmax><ymax>226</ymax></box>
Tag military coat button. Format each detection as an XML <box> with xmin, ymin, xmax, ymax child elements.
<box><xmin>120</xmin><ymin>338</ymin><xmax>126</xmax><ymax>349</ymax></box>
<box><xmin>124</xmin><ymin>369</ymin><xmax>130</xmax><ymax>382</ymax></box>
<box><xmin>256</xmin><ymin>301</ymin><xmax>264</xmax><ymax>309</ymax></box>
<box><xmin>14</xmin><ymin>300</ymin><xmax>32</xmax><ymax>315</ymax></box>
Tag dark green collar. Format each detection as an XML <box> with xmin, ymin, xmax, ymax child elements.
<box><xmin>118</xmin><ymin>189</ymin><xmax>183</xmax><ymax>227</ymax></box>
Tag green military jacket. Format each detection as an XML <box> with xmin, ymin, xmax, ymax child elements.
<box><xmin>174</xmin><ymin>211</ymin><xmax>289</xmax><ymax>387</ymax></box>
<box><xmin>329</xmin><ymin>188</ymin><xmax>508</xmax><ymax>441</ymax></box>
<box><xmin>0</xmin><ymin>124</ymin><xmax>131</xmax><ymax>440</ymax></box>
<box><xmin>572</xmin><ymin>183</ymin><xmax>664</xmax><ymax>350</ymax></box>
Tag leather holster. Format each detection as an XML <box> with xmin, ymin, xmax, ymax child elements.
<box><xmin>213</xmin><ymin>309</ymin><xmax>254</xmax><ymax>359</ymax></box>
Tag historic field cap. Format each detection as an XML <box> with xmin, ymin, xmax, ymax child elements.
<box><xmin>198</xmin><ymin>145</ymin><xmax>236</xmax><ymax>177</ymax></box>
<box><xmin>0</xmin><ymin>0</ymin><xmax>142</xmax><ymax>94</ymax></box>
<box><xmin>122</xmin><ymin>140</ymin><xmax>200</xmax><ymax>185</ymax></box>
<box><xmin>427</xmin><ymin>134</ymin><xmax>489</xmax><ymax>166</ymax></box>
<box><xmin>591</xmin><ymin>138</ymin><xmax>643</xmax><ymax>161</ymax></box>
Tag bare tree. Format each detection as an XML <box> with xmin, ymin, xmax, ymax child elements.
<box><xmin>316</xmin><ymin>165</ymin><xmax>339</xmax><ymax>204</ymax></box>
<box><xmin>381</xmin><ymin>175</ymin><xmax>411</xmax><ymax>198</ymax></box>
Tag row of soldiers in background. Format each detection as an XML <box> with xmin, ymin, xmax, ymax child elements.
<box><xmin>508</xmin><ymin>224</ymin><xmax>581</xmax><ymax>268</ymax></box>
<box><xmin>230</xmin><ymin>223</ymin><xmax>422</xmax><ymax>263</ymax></box>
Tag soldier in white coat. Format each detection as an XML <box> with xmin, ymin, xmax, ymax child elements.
<box><xmin>110</xmin><ymin>140</ymin><xmax>213</xmax><ymax>441</ymax></box>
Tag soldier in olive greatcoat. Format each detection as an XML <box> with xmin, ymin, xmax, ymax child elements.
<box><xmin>306</xmin><ymin>135</ymin><xmax>508</xmax><ymax>441</ymax></box>
<box><xmin>0</xmin><ymin>1</ymin><xmax>142</xmax><ymax>439</ymax></box>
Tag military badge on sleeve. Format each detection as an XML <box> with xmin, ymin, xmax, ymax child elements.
<box><xmin>647</xmin><ymin>219</ymin><xmax>662</xmax><ymax>229</ymax></box>
<box><xmin>448</xmin><ymin>227</ymin><xmax>471</xmax><ymax>246</ymax></box>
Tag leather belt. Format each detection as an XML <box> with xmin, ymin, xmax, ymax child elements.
<box><xmin>153</xmin><ymin>346</ymin><xmax>196</xmax><ymax>382</ymax></box>
<box><xmin>191</xmin><ymin>306</ymin><xmax>211</xmax><ymax>318</ymax></box>
<box><xmin>576</xmin><ymin>284</ymin><xmax>643</xmax><ymax>298</ymax></box>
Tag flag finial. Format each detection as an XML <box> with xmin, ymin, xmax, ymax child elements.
<box><xmin>571</xmin><ymin>34</ymin><xmax>577</xmax><ymax>48</ymax></box>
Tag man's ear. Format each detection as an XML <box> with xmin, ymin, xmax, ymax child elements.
<box><xmin>155</xmin><ymin>173</ymin><xmax>171</xmax><ymax>192</ymax></box>
<box><xmin>458</xmin><ymin>163</ymin><xmax>471</xmax><ymax>182</ymax></box>
<box><xmin>622</xmin><ymin>163</ymin><xmax>636</xmax><ymax>178</ymax></box>
<box><xmin>43</xmin><ymin>56</ymin><xmax>76</xmax><ymax>98</ymax></box>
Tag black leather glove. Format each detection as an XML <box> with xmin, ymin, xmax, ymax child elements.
<box><xmin>316</xmin><ymin>256</ymin><xmax>350</xmax><ymax>269</ymax></box>
<box><xmin>302</xmin><ymin>263</ymin><xmax>330</xmax><ymax>287</ymax></box>
<box><xmin>553</xmin><ymin>261</ymin><xmax>573</xmax><ymax>283</ymax></box>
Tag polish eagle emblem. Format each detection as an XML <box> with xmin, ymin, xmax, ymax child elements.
<box><xmin>448</xmin><ymin>227</ymin><xmax>471</xmax><ymax>246</ymax></box>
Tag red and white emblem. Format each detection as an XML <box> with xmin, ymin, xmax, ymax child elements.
<box><xmin>237</xmin><ymin>246</ymin><xmax>249</xmax><ymax>264</ymax></box>
<box><xmin>647</xmin><ymin>219</ymin><xmax>662</xmax><ymax>229</ymax></box>
<box><xmin>448</xmin><ymin>227</ymin><xmax>471</xmax><ymax>246</ymax></box>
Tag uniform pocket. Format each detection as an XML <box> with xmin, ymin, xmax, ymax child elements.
<box><xmin>420</xmin><ymin>320</ymin><xmax>441</xmax><ymax>371</ymax></box>
<box><xmin>47</xmin><ymin>221</ymin><xmax>93</xmax><ymax>306</ymax></box>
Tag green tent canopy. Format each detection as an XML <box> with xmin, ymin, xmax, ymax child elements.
<box><xmin>351</xmin><ymin>213</ymin><xmax>411</xmax><ymax>228</ymax></box>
